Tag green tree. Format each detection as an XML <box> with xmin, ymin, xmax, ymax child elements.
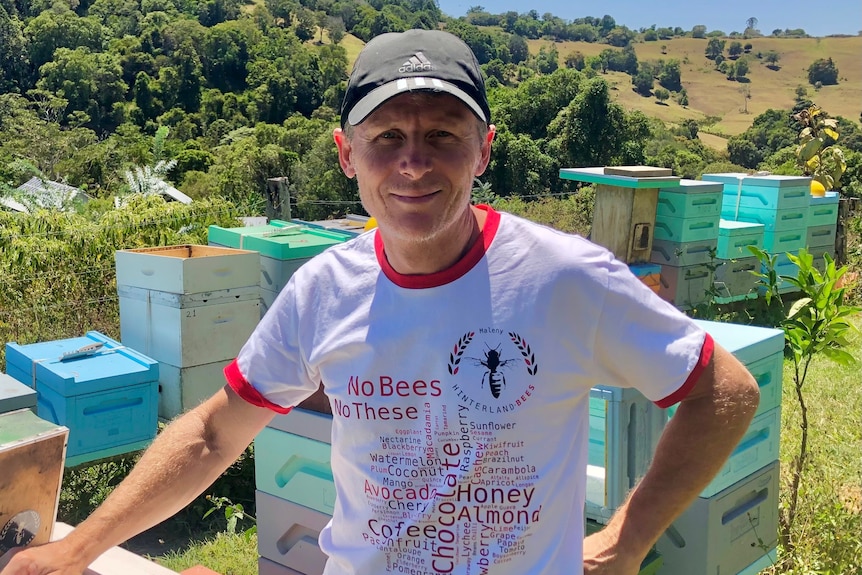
<box><xmin>657</xmin><ymin>59</ymin><xmax>682</xmax><ymax>91</ymax></box>
<box><xmin>25</xmin><ymin>10</ymin><xmax>106</xmax><ymax>70</ymax></box>
<box><xmin>36</xmin><ymin>47</ymin><xmax>127</xmax><ymax>130</ymax></box>
<box><xmin>728</xmin><ymin>40</ymin><xmax>743</xmax><ymax>58</ymax></box>
<box><xmin>564</xmin><ymin>51</ymin><xmax>585</xmax><ymax>70</ymax></box>
<box><xmin>807</xmin><ymin>57</ymin><xmax>839</xmax><ymax>86</ymax></box>
<box><xmin>733</xmin><ymin>57</ymin><xmax>750</xmax><ymax>79</ymax></box>
<box><xmin>691</xmin><ymin>24</ymin><xmax>707</xmax><ymax>38</ymax></box>
<box><xmin>632</xmin><ymin>66</ymin><xmax>654</xmax><ymax>96</ymax></box>
<box><xmin>654</xmin><ymin>87</ymin><xmax>669</xmax><ymax>103</ymax></box>
<box><xmin>704</xmin><ymin>37</ymin><xmax>725</xmax><ymax>60</ymax></box>
<box><xmin>0</xmin><ymin>6</ymin><xmax>30</xmax><ymax>92</ymax></box>
<box><xmin>764</xmin><ymin>50</ymin><xmax>781</xmax><ymax>68</ymax></box>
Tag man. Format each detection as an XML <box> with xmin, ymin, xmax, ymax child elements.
<box><xmin>0</xmin><ymin>29</ymin><xmax>759</xmax><ymax>575</ymax></box>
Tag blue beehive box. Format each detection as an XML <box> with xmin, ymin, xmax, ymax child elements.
<box><xmin>807</xmin><ymin>224</ymin><xmax>837</xmax><ymax>249</ymax></box>
<box><xmin>721</xmin><ymin>204</ymin><xmax>809</xmax><ymax>233</ymax></box>
<box><xmin>587</xmin><ymin>385</ymin><xmax>666</xmax><ymax>524</ymax></box>
<box><xmin>809</xmin><ymin>191</ymin><xmax>840</xmax><ymax>226</ymax></box>
<box><xmin>713</xmin><ymin>257</ymin><xmax>759</xmax><ymax>303</ymax></box>
<box><xmin>4</xmin><ymin>332</ymin><xmax>159</xmax><ymax>465</ymax></box>
<box><xmin>0</xmin><ymin>372</ymin><xmax>37</xmax><ymax>414</ymax></box>
<box><xmin>703</xmin><ymin>173</ymin><xmax>811</xmax><ymax>210</ymax></box>
<box><xmin>257</xmin><ymin>490</ymin><xmax>330</xmax><ymax>573</ymax></box>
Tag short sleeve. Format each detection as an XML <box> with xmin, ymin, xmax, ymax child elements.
<box><xmin>589</xmin><ymin>252</ymin><xmax>710</xmax><ymax>406</ymax></box>
<box><xmin>227</xmin><ymin>278</ymin><xmax>322</xmax><ymax>411</ymax></box>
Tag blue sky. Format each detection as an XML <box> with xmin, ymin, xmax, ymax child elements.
<box><xmin>436</xmin><ymin>0</ymin><xmax>862</xmax><ymax>38</ymax></box>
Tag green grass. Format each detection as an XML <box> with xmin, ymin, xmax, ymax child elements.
<box><xmin>155</xmin><ymin>531</ymin><xmax>258</xmax><ymax>575</ymax></box>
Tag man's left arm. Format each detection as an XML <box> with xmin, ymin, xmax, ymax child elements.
<box><xmin>583</xmin><ymin>341</ymin><xmax>760</xmax><ymax>573</ymax></box>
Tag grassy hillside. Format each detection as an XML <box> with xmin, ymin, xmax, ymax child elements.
<box><xmin>528</xmin><ymin>36</ymin><xmax>862</xmax><ymax>138</ymax></box>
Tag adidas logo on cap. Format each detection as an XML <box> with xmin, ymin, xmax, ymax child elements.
<box><xmin>399</xmin><ymin>52</ymin><xmax>433</xmax><ymax>73</ymax></box>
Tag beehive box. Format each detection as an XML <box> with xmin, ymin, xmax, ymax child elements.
<box><xmin>655</xmin><ymin>180</ymin><xmax>722</xmax><ymax>218</ymax></box>
<box><xmin>586</xmin><ymin>385</ymin><xmax>666</xmax><ymax>524</ymax></box>
<box><xmin>115</xmin><ymin>244</ymin><xmax>259</xmax><ymax>294</ymax></box>
<box><xmin>657</xmin><ymin>461</ymin><xmax>779</xmax><ymax>575</ymax></box>
<box><xmin>807</xmin><ymin>224</ymin><xmax>837</xmax><ymax>249</ymax></box>
<box><xmin>721</xmin><ymin>204</ymin><xmax>809</xmax><ymax>233</ymax></box>
<box><xmin>117</xmin><ymin>285</ymin><xmax>259</xmax><ymax>367</ymax></box>
<box><xmin>256</xmin><ymin>490</ymin><xmax>329</xmax><ymax>575</ymax></box>
<box><xmin>703</xmin><ymin>173</ymin><xmax>811</xmax><ymax>210</ymax></box>
<box><xmin>291</xmin><ymin>214</ymin><xmax>369</xmax><ymax>237</ymax></box>
<box><xmin>0</xmin><ymin>372</ymin><xmax>37</xmax><ymax>414</ymax></box>
<box><xmin>255</xmin><ymin>426</ymin><xmax>336</xmax><ymax>515</ymax></box>
<box><xmin>650</xmin><ymin>238</ymin><xmax>718</xmax><ymax>267</ymax></box>
<box><xmin>763</xmin><ymin>228</ymin><xmax>807</xmax><ymax>254</ymax></box>
<box><xmin>5</xmin><ymin>332</ymin><xmax>159</xmax><ymax>464</ymax></box>
<box><xmin>652</xmin><ymin>213</ymin><xmax>720</xmax><ymax>244</ymax></box>
<box><xmin>0</xmin><ymin>409</ymin><xmax>68</xmax><ymax>555</ymax></box>
<box><xmin>657</xmin><ymin>263</ymin><xmax>713</xmax><ymax>309</ymax></box>
<box><xmin>209</xmin><ymin>222</ymin><xmax>349</xmax><ymax>302</ymax></box>
<box><xmin>157</xmin><ymin>360</ymin><xmax>231</xmax><ymax>420</ymax></box>
<box><xmin>712</xmin><ymin>257</ymin><xmax>759</xmax><ymax>303</ymax></box>
<box><xmin>717</xmin><ymin>219</ymin><xmax>764</xmax><ymax>259</ymax></box>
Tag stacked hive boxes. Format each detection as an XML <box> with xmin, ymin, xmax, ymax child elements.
<box><xmin>714</xmin><ymin>220</ymin><xmax>764</xmax><ymax>303</ymax></box>
<box><xmin>207</xmin><ymin>221</ymin><xmax>351</xmax><ymax>317</ymax></box>
<box><xmin>650</xmin><ymin>180</ymin><xmax>723</xmax><ymax>309</ymax></box>
<box><xmin>657</xmin><ymin>320</ymin><xmax>784</xmax><ymax>575</ymax></box>
<box><xmin>807</xmin><ymin>191</ymin><xmax>840</xmax><ymax>272</ymax></box>
<box><xmin>255</xmin><ymin>408</ymin><xmax>335</xmax><ymax>575</ymax></box>
<box><xmin>115</xmin><ymin>245</ymin><xmax>260</xmax><ymax>420</ymax></box>
<box><xmin>5</xmin><ymin>331</ymin><xmax>158</xmax><ymax>466</ymax></box>
<box><xmin>290</xmin><ymin>214</ymin><xmax>370</xmax><ymax>237</ymax></box>
<box><xmin>704</xmin><ymin>174</ymin><xmax>812</xmax><ymax>294</ymax></box>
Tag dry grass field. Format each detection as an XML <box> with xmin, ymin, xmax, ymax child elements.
<box><xmin>528</xmin><ymin>36</ymin><xmax>862</xmax><ymax>138</ymax></box>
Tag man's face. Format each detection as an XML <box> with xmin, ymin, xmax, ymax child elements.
<box><xmin>334</xmin><ymin>93</ymin><xmax>494</xmax><ymax>246</ymax></box>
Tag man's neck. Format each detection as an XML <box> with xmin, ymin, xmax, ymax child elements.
<box><xmin>381</xmin><ymin>206</ymin><xmax>487</xmax><ymax>276</ymax></box>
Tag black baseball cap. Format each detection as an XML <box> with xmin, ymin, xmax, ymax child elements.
<box><xmin>340</xmin><ymin>29</ymin><xmax>491</xmax><ymax>128</ymax></box>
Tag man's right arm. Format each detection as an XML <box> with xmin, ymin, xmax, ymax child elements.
<box><xmin>0</xmin><ymin>384</ymin><xmax>275</xmax><ymax>575</ymax></box>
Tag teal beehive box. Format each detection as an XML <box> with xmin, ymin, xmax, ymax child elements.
<box><xmin>717</xmin><ymin>219</ymin><xmax>764</xmax><ymax>259</ymax></box>
<box><xmin>587</xmin><ymin>385</ymin><xmax>666</xmax><ymax>525</ymax></box>
<box><xmin>4</xmin><ymin>332</ymin><xmax>159</xmax><ymax>466</ymax></box>
<box><xmin>809</xmin><ymin>191</ymin><xmax>839</xmax><ymax>226</ymax></box>
<box><xmin>0</xmin><ymin>372</ymin><xmax>37</xmax><ymax>413</ymax></box>
<box><xmin>703</xmin><ymin>173</ymin><xmax>811</xmax><ymax>210</ymax></box>
<box><xmin>655</xmin><ymin>179</ymin><xmax>723</xmax><ymax>218</ymax></box>
<box><xmin>255</xmin><ymin>425</ymin><xmax>335</xmax><ymax>515</ymax></box>
<box><xmin>807</xmin><ymin>224</ymin><xmax>837</xmax><ymax>248</ymax></box>
<box><xmin>763</xmin><ymin>228</ymin><xmax>807</xmax><ymax>254</ymax></box>
<box><xmin>208</xmin><ymin>221</ymin><xmax>349</xmax><ymax>296</ymax></box>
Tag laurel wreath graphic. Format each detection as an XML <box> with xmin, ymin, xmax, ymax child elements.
<box><xmin>509</xmin><ymin>332</ymin><xmax>538</xmax><ymax>375</ymax></box>
<box><xmin>447</xmin><ymin>332</ymin><xmax>475</xmax><ymax>375</ymax></box>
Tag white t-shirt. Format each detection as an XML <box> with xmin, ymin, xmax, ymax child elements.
<box><xmin>227</xmin><ymin>206</ymin><xmax>710</xmax><ymax>575</ymax></box>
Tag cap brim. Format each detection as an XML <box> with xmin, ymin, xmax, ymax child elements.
<box><xmin>346</xmin><ymin>77</ymin><xmax>487</xmax><ymax>126</ymax></box>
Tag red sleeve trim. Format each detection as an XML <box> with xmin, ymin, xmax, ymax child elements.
<box><xmin>655</xmin><ymin>333</ymin><xmax>714</xmax><ymax>409</ymax></box>
<box><xmin>224</xmin><ymin>359</ymin><xmax>292</xmax><ymax>414</ymax></box>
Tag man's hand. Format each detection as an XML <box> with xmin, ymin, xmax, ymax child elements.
<box><xmin>583</xmin><ymin>528</ymin><xmax>642</xmax><ymax>575</ymax></box>
<box><xmin>0</xmin><ymin>540</ymin><xmax>87</xmax><ymax>575</ymax></box>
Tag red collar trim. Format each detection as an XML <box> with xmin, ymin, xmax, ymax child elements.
<box><xmin>374</xmin><ymin>205</ymin><xmax>500</xmax><ymax>289</ymax></box>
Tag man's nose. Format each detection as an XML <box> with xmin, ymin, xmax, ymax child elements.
<box><xmin>398</xmin><ymin>139</ymin><xmax>432</xmax><ymax>180</ymax></box>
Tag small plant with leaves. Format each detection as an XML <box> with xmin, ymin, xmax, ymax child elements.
<box><xmin>776</xmin><ymin>248</ymin><xmax>860</xmax><ymax>554</ymax></box>
<box><xmin>745</xmin><ymin>246</ymin><xmax>787</xmax><ymax>328</ymax></box>
<box><xmin>203</xmin><ymin>495</ymin><xmax>257</xmax><ymax>540</ymax></box>
<box><xmin>793</xmin><ymin>105</ymin><xmax>847</xmax><ymax>191</ymax></box>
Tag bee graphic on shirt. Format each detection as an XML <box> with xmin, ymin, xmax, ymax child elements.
<box><xmin>468</xmin><ymin>344</ymin><xmax>516</xmax><ymax>398</ymax></box>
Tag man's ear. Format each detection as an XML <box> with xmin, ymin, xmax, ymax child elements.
<box><xmin>333</xmin><ymin>128</ymin><xmax>355</xmax><ymax>178</ymax></box>
<box><xmin>475</xmin><ymin>124</ymin><xmax>496</xmax><ymax>177</ymax></box>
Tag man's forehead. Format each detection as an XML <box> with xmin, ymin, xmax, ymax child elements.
<box><xmin>362</xmin><ymin>92</ymin><xmax>476</xmax><ymax>125</ymax></box>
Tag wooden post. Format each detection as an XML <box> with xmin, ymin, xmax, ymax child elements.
<box><xmin>835</xmin><ymin>197</ymin><xmax>860</xmax><ymax>266</ymax></box>
<box><xmin>266</xmin><ymin>177</ymin><xmax>291</xmax><ymax>222</ymax></box>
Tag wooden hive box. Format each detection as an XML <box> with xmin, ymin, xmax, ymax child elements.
<box><xmin>0</xmin><ymin>409</ymin><xmax>68</xmax><ymax>555</ymax></box>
